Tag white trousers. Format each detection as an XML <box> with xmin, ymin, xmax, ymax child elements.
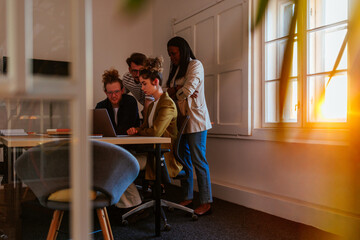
<box><xmin>115</xmin><ymin>153</ymin><xmax>147</xmax><ymax>208</ymax></box>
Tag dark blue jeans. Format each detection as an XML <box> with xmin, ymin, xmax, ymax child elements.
<box><xmin>180</xmin><ymin>130</ymin><xmax>212</xmax><ymax>204</ymax></box>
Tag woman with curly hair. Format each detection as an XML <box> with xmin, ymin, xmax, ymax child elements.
<box><xmin>95</xmin><ymin>67</ymin><xmax>140</xmax><ymax>134</ymax></box>
<box><xmin>95</xmin><ymin>68</ymin><xmax>142</xmax><ymax>208</ymax></box>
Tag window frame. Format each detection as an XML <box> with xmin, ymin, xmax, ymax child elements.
<box><xmin>261</xmin><ymin>0</ymin><xmax>349</xmax><ymax>130</ymax></box>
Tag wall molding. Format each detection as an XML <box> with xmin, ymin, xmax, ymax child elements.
<box><xmin>210</xmin><ymin>179</ymin><xmax>360</xmax><ymax>239</ymax></box>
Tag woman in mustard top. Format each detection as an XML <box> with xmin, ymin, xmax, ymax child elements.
<box><xmin>127</xmin><ymin>57</ymin><xmax>182</xmax><ymax>180</ymax></box>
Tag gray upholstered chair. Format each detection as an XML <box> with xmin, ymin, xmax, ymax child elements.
<box><xmin>15</xmin><ymin>139</ymin><xmax>140</xmax><ymax>240</ymax></box>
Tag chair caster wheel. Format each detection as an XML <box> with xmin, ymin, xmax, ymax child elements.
<box><xmin>163</xmin><ymin>223</ymin><xmax>171</xmax><ymax>231</ymax></box>
<box><xmin>192</xmin><ymin>214</ymin><xmax>198</xmax><ymax>221</ymax></box>
<box><xmin>122</xmin><ymin>219</ymin><xmax>128</xmax><ymax>226</ymax></box>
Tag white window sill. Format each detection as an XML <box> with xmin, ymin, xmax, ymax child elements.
<box><xmin>208</xmin><ymin>128</ymin><xmax>349</xmax><ymax>146</ymax></box>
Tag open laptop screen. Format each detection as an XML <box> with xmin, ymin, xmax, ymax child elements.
<box><xmin>92</xmin><ymin>109</ymin><xmax>117</xmax><ymax>137</ymax></box>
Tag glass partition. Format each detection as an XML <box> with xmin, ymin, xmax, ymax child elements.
<box><xmin>0</xmin><ymin>0</ymin><xmax>7</xmax><ymax>78</ymax></box>
<box><xmin>0</xmin><ymin>0</ymin><xmax>92</xmax><ymax>239</ymax></box>
<box><xmin>0</xmin><ymin>99</ymin><xmax>70</xmax><ymax>132</ymax></box>
<box><xmin>0</xmin><ymin>98</ymin><xmax>73</xmax><ymax>239</ymax></box>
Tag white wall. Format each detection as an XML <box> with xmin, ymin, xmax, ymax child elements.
<box><xmin>153</xmin><ymin>0</ymin><xmax>360</xmax><ymax>238</ymax></box>
<box><xmin>92</xmin><ymin>0</ymin><xmax>153</xmax><ymax>106</ymax></box>
<box><xmin>208</xmin><ymin>138</ymin><xmax>360</xmax><ymax>236</ymax></box>
<box><xmin>153</xmin><ymin>0</ymin><xmax>216</xmax><ymax>85</ymax></box>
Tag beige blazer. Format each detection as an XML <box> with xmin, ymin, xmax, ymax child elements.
<box><xmin>174</xmin><ymin>59</ymin><xmax>212</xmax><ymax>133</ymax></box>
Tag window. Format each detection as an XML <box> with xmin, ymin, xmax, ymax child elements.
<box><xmin>263</xmin><ymin>0</ymin><xmax>348</xmax><ymax>128</ymax></box>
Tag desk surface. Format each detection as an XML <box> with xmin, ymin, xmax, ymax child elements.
<box><xmin>0</xmin><ymin>135</ymin><xmax>171</xmax><ymax>147</ymax></box>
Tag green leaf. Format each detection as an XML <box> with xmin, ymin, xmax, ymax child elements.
<box><xmin>119</xmin><ymin>0</ymin><xmax>149</xmax><ymax>15</ymax></box>
<box><xmin>254</xmin><ymin>0</ymin><xmax>269</xmax><ymax>28</ymax></box>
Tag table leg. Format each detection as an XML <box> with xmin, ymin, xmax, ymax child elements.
<box><xmin>1</xmin><ymin>147</ymin><xmax>23</xmax><ymax>185</ymax></box>
<box><xmin>155</xmin><ymin>143</ymin><xmax>161</xmax><ymax>236</ymax></box>
<box><xmin>1</xmin><ymin>145</ymin><xmax>8</xmax><ymax>185</ymax></box>
<box><xmin>0</xmin><ymin>144</ymin><xmax>4</xmax><ymax>184</ymax></box>
<box><xmin>12</xmin><ymin>148</ymin><xmax>23</xmax><ymax>184</ymax></box>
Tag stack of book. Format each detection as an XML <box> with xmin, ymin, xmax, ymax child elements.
<box><xmin>46</xmin><ymin>129</ymin><xmax>71</xmax><ymax>137</ymax></box>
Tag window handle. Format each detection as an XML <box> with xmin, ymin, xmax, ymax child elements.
<box><xmin>295</xmin><ymin>103</ymin><xmax>300</xmax><ymax>111</ymax></box>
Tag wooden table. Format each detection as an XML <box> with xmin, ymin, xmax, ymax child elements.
<box><xmin>0</xmin><ymin>135</ymin><xmax>170</xmax><ymax>239</ymax></box>
<box><xmin>0</xmin><ymin>135</ymin><xmax>171</xmax><ymax>147</ymax></box>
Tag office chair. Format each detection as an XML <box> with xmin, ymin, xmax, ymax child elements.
<box><xmin>122</xmin><ymin>115</ymin><xmax>197</xmax><ymax>230</ymax></box>
<box><xmin>15</xmin><ymin>139</ymin><xmax>140</xmax><ymax>240</ymax></box>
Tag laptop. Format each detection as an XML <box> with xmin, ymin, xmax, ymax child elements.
<box><xmin>92</xmin><ymin>109</ymin><xmax>118</xmax><ymax>137</ymax></box>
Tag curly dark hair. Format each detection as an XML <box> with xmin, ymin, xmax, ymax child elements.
<box><xmin>126</xmin><ymin>53</ymin><xmax>147</xmax><ymax>67</ymax></box>
<box><xmin>139</xmin><ymin>57</ymin><xmax>163</xmax><ymax>85</ymax></box>
<box><xmin>102</xmin><ymin>68</ymin><xmax>123</xmax><ymax>91</ymax></box>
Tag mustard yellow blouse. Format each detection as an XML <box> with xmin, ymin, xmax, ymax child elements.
<box><xmin>136</xmin><ymin>92</ymin><xmax>183</xmax><ymax>180</ymax></box>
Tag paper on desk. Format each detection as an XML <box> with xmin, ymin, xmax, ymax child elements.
<box><xmin>0</xmin><ymin>129</ymin><xmax>28</xmax><ymax>136</ymax></box>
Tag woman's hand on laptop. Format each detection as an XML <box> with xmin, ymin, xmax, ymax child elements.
<box><xmin>127</xmin><ymin>127</ymin><xmax>138</xmax><ymax>135</ymax></box>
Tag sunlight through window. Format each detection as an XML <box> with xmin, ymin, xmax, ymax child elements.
<box><xmin>264</xmin><ymin>0</ymin><xmax>348</xmax><ymax>126</ymax></box>
<box><xmin>318</xmin><ymin>75</ymin><xmax>347</xmax><ymax>122</ymax></box>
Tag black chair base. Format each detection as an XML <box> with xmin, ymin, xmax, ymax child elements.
<box><xmin>122</xmin><ymin>116</ymin><xmax>194</xmax><ymax>230</ymax></box>
<box><xmin>121</xmin><ymin>199</ymin><xmax>198</xmax><ymax>228</ymax></box>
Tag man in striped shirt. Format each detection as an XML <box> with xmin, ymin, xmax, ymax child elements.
<box><xmin>123</xmin><ymin>53</ymin><xmax>154</xmax><ymax>118</ymax></box>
